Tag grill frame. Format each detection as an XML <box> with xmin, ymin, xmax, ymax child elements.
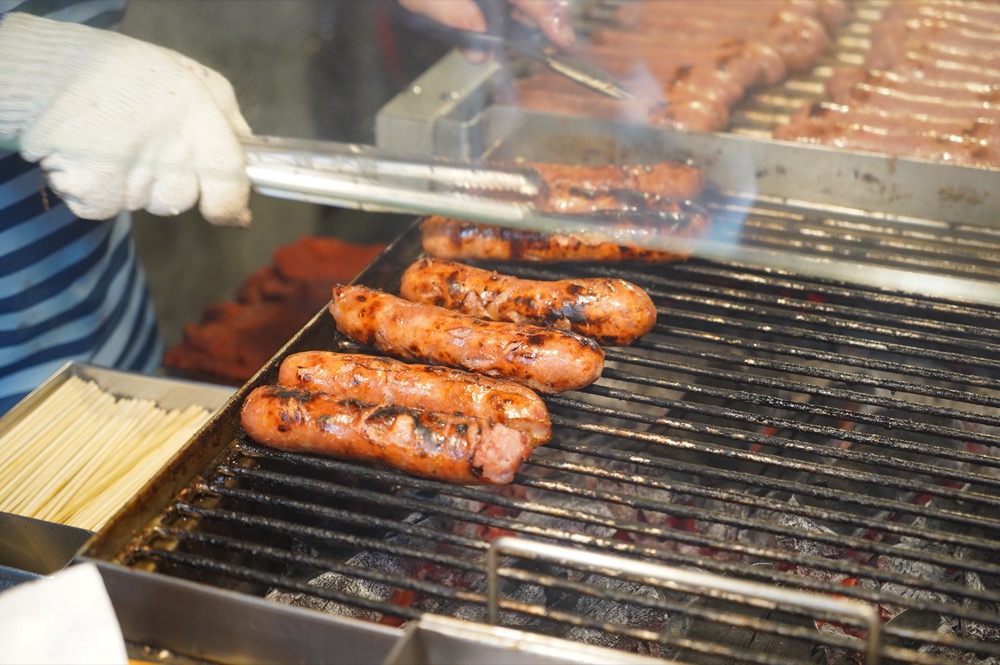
<box><xmin>83</xmin><ymin>192</ymin><xmax>1000</xmax><ymax>662</ymax></box>
<box><xmin>82</xmin><ymin>3</ymin><xmax>1000</xmax><ymax>657</ymax></box>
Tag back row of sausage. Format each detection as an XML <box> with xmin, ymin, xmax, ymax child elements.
<box><xmin>511</xmin><ymin>0</ymin><xmax>1000</xmax><ymax>169</ymax></box>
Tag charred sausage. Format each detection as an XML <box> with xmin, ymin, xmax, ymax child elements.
<box><xmin>514</xmin><ymin>78</ymin><xmax>730</xmax><ymax>133</ymax></box>
<box><xmin>419</xmin><ymin>204</ymin><xmax>711</xmax><ymax>264</ymax></box>
<box><xmin>241</xmin><ymin>385</ymin><xmax>532</xmax><ymax>485</ymax></box>
<box><xmin>328</xmin><ymin>284</ymin><xmax>604</xmax><ymax>394</ymax></box>
<box><xmin>278</xmin><ymin>350</ymin><xmax>551</xmax><ymax>447</ymax></box>
<box><xmin>399</xmin><ymin>258</ymin><xmax>656</xmax><ymax>346</ymax></box>
<box><xmin>773</xmin><ymin>102</ymin><xmax>1000</xmax><ymax>166</ymax></box>
<box><xmin>585</xmin><ymin>33</ymin><xmax>789</xmax><ymax>88</ymax></box>
<box><xmin>527</xmin><ymin>160</ymin><xmax>706</xmax><ymax>212</ymax></box>
<box><xmin>783</xmin><ymin>100</ymin><xmax>1000</xmax><ymax>142</ymax></box>
<box><xmin>825</xmin><ymin>66</ymin><xmax>1000</xmax><ymax>119</ymax></box>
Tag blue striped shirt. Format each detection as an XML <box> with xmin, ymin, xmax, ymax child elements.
<box><xmin>0</xmin><ymin>0</ymin><xmax>162</xmax><ymax>414</ymax></box>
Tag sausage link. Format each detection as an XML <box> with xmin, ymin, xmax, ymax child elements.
<box><xmin>279</xmin><ymin>350</ymin><xmax>551</xmax><ymax>447</ymax></box>
<box><xmin>528</xmin><ymin>160</ymin><xmax>706</xmax><ymax>212</ymax></box>
<box><xmin>514</xmin><ymin>78</ymin><xmax>729</xmax><ymax>133</ymax></box>
<box><xmin>399</xmin><ymin>258</ymin><xmax>656</xmax><ymax>346</ymax></box>
<box><xmin>329</xmin><ymin>284</ymin><xmax>604</xmax><ymax>394</ymax></box>
<box><xmin>419</xmin><ymin>205</ymin><xmax>711</xmax><ymax>264</ymax></box>
<box><xmin>241</xmin><ymin>385</ymin><xmax>532</xmax><ymax>485</ymax></box>
<box><xmin>773</xmin><ymin>102</ymin><xmax>1000</xmax><ymax>166</ymax></box>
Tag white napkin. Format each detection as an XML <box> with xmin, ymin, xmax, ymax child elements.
<box><xmin>0</xmin><ymin>563</ymin><xmax>128</xmax><ymax>665</ymax></box>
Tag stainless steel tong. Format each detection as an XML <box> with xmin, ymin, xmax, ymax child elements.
<box><xmin>243</xmin><ymin>135</ymin><xmax>702</xmax><ymax>241</ymax></box>
<box><xmin>398</xmin><ymin>0</ymin><xmax>633</xmax><ymax>100</ymax></box>
<box><xmin>244</xmin><ymin>135</ymin><xmax>550</xmax><ymax>228</ymax></box>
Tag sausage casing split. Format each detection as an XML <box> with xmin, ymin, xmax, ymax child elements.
<box><xmin>399</xmin><ymin>258</ymin><xmax>657</xmax><ymax>346</ymax></box>
<box><xmin>329</xmin><ymin>284</ymin><xmax>604</xmax><ymax>394</ymax></box>
<box><xmin>279</xmin><ymin>350</ymin><xmax>552</xmax><ymax>447</ymax></box>
<box><xmin>241</xmin><ymin>385</ymin><xmax>532</xmax><ymax>485</ymax></box>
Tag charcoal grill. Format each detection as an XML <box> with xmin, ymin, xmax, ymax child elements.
<box><xmin>82</xmin><ymin>1</ymin><xmax>1000</xmax><ymax>662</ymax></box>
<box><xmin>82</xmin><ymin>167</ymin><xmax>1000</xmax><ymax>662</ymax></box>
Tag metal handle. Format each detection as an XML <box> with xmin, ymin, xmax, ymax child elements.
<box><xmin>486</xmin><ymin>536</ymin><xmax>882</xmax><ymax>664</ymax></box>
<box><xmin>243</xmin><ymin>135</ymin><xmax>544</xmax><ymax>221</ymax></box>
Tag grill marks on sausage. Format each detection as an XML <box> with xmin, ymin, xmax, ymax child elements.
<box><xmin>419</xmin><ymin>208</ymin><xmax>711</xmax><ymax>264</ymax></box>
<box><xmin>774</xmin><ymin>0</ymin><xmax>1000</xmax><ymax>167</ymax></box>
<box><xmin>399</xmin><ymin>258</ymin><xmax>657</xmax><ymax>346</ymax></box>
<box><xmin>511</xmin><ymin>0</ymin><xmax>847</xmax><ymax>132</ymax></box>
<box><xmin>329</xmin><ymin>284</ymin><xmax>604</xmax><ymax>395</ymax></box>
<box><xmin>524</xmin><ymin>162</ymin><xmax>706</xmax><ymax>212</ymax></box>
<box><xmin>278</xmin><ymin>351</ymin><xmax>552</xmax><ymax>447</ymax></box>
<box><xmin>241</xmin><ymin>385</ymin><xmax>533</xmax><ymax>485</ymax></box>
<box><xmin>416</xmin><ymin>166</ymin><xmax>712</xmax><ymax>265</ymax></box>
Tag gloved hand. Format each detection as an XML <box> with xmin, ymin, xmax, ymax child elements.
<box><xmin>0</xmin><ymin>12</ymin><xmax>253</xmax><ymax>226</ymax></box>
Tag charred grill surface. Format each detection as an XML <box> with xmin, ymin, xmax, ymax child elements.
<box><xmin>95</xmin><ymin>189</ymin><xmax>1000</xmax><ymax>665</ymax></box>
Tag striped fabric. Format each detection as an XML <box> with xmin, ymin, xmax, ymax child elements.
<box><xmin>0</xmin><ymin>0</ymin><xmax>163</xmax><ymax>414</ymax></box>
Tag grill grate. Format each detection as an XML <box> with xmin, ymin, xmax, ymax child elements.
<box><xmin>106</xmin><ymin>189</ymin><xmax>1000</xmax><ymax>664</ymax></box>
<box><xmin>727</xmin><ymin>0</ymin><xmax>882</xmax><ymax>139</ymax></box>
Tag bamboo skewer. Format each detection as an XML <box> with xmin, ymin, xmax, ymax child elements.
<box><xmin>0</xmin><ymin>376</ymin><xmax>211</xmax><ymax>531</ymax></box>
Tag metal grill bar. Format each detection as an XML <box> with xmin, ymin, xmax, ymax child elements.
<box><xmin>113</xmin><ymin>224</ymin><xmax>1000</xmax><ymax>662</ymax></box>
<box><xmin>727</xmin><ymin>1</ymin><xmax>879</xmax><ymax>137</ymax></box>
<box><xmin>644</xmin><ymin>288</ymin><xmax>1000</xmax><ymax>359</ymax></box>
<box><xmin>612</xmin><ymin>340</ymin><xmax>1000</xmax><ymax>418</ymax></box>
<box><xmin>549</xmin><ymin>399</ymin><xmax>1000</xmax><ymax>518</ymax></box>
<box><xmin>664</xmin><ymin>261</ymin><xmax>1000</xmax><ymax>327</ymax></box>
<box><xmin>128</xmin><ymin>441</ymin><xmax>1000</xmax><ymax>662</ymax></box>
<box><xmin>526</xmin><ymin>440</ymin><xmax>991</xmax><ymax>554</ymax></box>
<box><xmin>99</xmin><ymin>167</ymin><xmax>1000</xmax><ymax>664</ymax></box>
<box><xmin>486</xmin><ymin>538</ymin><xmax>883</xmax><ymax>660</ymax></box>
<box><xmin>584</xmin><ymin>371</ymin><xmax>997</xmax><ymax>478</ymax></box>
<box><xmin>186</xmin><ymin>449</ymin><xmax>1000</xmax><ymax>607</ymax></box>
<box><xmin>588</xmin><ymin>373</ymin><xmax>1000</xmax><ymax>465</ymax></box>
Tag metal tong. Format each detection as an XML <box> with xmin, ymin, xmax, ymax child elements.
<box><xmin>244</xmin><ymin>135</ymin><xmax>697</xmax><ymax>240</ymax></box>
<box><xmin>402</xmin><ymin>0</ymin><xmax>633</xmax><ymax>100</ymax></box>
<box><xmin>243</xmin><ymin>135</ymin><xmax>699</xmax><ymax>244</ymax></box>
<box><xmin>244</xmin><ymin>135</ymin><xmax>550</xmax><ymax>228</ymax></box>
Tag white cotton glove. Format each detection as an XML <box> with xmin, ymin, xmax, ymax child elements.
<box><xmin>0</xmin><ymin>12</ymin><xmax>252</xmax><ymax>226</ymax></box>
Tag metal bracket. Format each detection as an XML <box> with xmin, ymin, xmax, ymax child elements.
<box><xmin>486</xmin><ymin>536</ymin><xmax>882</xmax><ymax>664</ymax></box>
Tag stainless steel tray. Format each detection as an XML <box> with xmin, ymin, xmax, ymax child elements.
<box><xmin>0</xmin><ymin>363</ymin><xmax>234</xmax><ymax>585</ymax></box>
<box><xmin>372</xmin><ymin>4</ymin><xmax>1000</xmax><ymax>304</ymax></box>
<box><xmin>92</xmin><ymin>561</ymin><xmax>661</xmax><ymax>665</ymax></box>
<box><xmin>94</xmin><ymin>561</ymin><xmax>400</xmax><ymax>665</ymax></box>
<box><xmin>0</xmin><ymin>362</ymin><xmax>234</xmax><ymax>436</ymax></box>
<box><xmin>0</xmin><ymin>512</ymin><xmax>92</xmax><ymax>590</ymax></box>
<box><xmin>377</xmin><ymin>96</ymin><xmax>1000</xmax><ymax>307</ymax></box>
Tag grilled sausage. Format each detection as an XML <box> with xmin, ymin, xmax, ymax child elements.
<box><xmin>784</xmin><ymin>100</ymin><xmax>1000</xmax><ymax>143</ymax></box>
<box><xmin>772</xmin><ymin>105</ymin><xmax>1000</xmax><ymax>167</ymax></box>
<box><xmin>826</xmin><ymin>67</ymin><xmax>1000</xmax><ymax>119</ymax></box>
<box><xmin>329</xmin><ymin>284</ymin><xmax>604</xmax><ymax>394</ymax></box>
<box><xmin>241</xmin><ymin>385</ymin><xmax>532</xmax><ymax>485</ymax></box>
<box><xmin>586</xmin><ymin>33</ymin><xmax>789</xmax><ymax>88</ymax></box>
<box><xmin>399</xmin><ymin>258</ymin><xmax>656</xmax><ymax>346</ymax></box>
<box><xmin>601</xmin><ymin>4</ymin><xmax>831</xmax><ymax>74</ymax></box>
<box><xmin>514</xmin><ymin>79</ymin><xmax>730</xmax><ymax>133</ymax></box>
<box><xmin>419</xmin><ymin>204</ymin><xmax>711</xmax><ymax>264</ymax></box>
<box><xmin>278</xmin><ymin>350</ymin><xmax>551</xmax><ymax>447</ymax></box>
<box><xmin>528</xmin><ymin>160</ymin><xmax>706</xmax><ymax>211</ymax></box>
